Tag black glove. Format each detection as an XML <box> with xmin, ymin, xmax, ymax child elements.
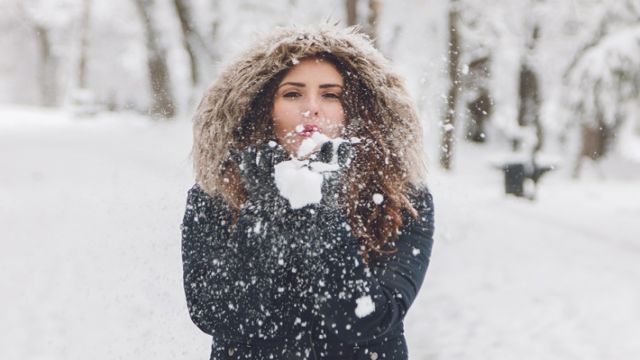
<box><xmin>316</xmin><ymin>139</ymin><xmax>355</xmax><ymax>168</ymax></box>
<box><xmin>310</xmin><ymin>140</ymin><xmax>355</xmax><ymax>210</ymax></box>
<box><xmin>229</xmin><ymin>141</ymin><xmax>291</xmax><ymax>216</ymax></box>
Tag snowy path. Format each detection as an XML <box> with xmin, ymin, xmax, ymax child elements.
<box><xmin>406</xmin><ymin>144</ymin><xmax>640</xmax><ymax>359</ymax></box>
<box><xmin>1</xmin><ymin>107</ymin><xmax>639</xmax><ymax>359</ymax></box>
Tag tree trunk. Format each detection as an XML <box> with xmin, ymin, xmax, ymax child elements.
<box><xmin>366</xmin><ymin>0</ymin><xmax>380</xmax><ymax>48</ymax></box>
<box><xmin>134</xmin><ymin>0</ymin><xmax>176</xmax><ymax>118</ymax></box>
<box><xmin>440</xmin><ymin>1</ymin><xmax>460</xmax><ymax>170</ymax></box>
<box><xmin>346</xmin><ymin>0</ymin><xmax>357</xmax><ymax>27</ymax></box>
<box><xmin>77</xmin><ymin>0</ymin><xmax>91</xmax><ymax>89</ymax></box>
<box><xmin>464</xmin><ymin>55</ymin><xmax>492</xmax><ymax>143</ymax></box>
<box><xmin>173</xmin><ymin>0</ymin><xmax>199</xmax><ymax>86</ymax></box>
<box><xmin>515</xmin><ymin>64</ymin><xmax>541</xmax><ymax>150</ymax></box>
<box><xmin>208</xmin><ymin>0</ymin><xmax>222</xmax><ymax>64</ymax></box>
<box><xmin>34</xmin><ymin>25</ymin><xmax>57</xmax><ymax>106</ymax></box>
<box><xmin>573</xmin><ymin>113</ymin><xmax>608</xmax><ymax>178</ymax></box>
<box><xmin>466</xmin><ymin>89</ymin><xmax>491</xmax><ymax>142</ymax></box>
<box><xmin>515</xmin><ymin>25</ymin><xmax>542</xmax><ymax>154</ymax></box>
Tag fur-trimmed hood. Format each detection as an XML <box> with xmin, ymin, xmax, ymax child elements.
<box><xmin>192</xmin><ymin>24</ymin><xmax>427</xmax><ymax>194</ymax></box>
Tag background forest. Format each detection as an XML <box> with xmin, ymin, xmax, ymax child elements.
<box><xmin>2</xmin><ymin>0</ymin><xmax>640</xmax><ymax>172</ymax></box>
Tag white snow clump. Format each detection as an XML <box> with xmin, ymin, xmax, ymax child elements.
<box><xmin>354</xmin><ymin>294</ymin><xmax>375</xmax><ymax>318</ymax></box>
<box><xmin>274</xmin><ymin>132</ymin><xmax>361</xmax><ymax>209</ymax></box>
<box><xmin>297</xmin><ymin>131</ymin><xmax>330</xmax><ymax>158</ymax></box>
<box><xmin>274</xmin><ymin>159</ymin><xmax>323</xmax><ymax>209</ymax></box>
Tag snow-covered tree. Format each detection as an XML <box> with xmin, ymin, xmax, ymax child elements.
<box><xmin>566</xmin><ymin>26</ymin><xmax>640</xmax><ymax>177</ymax></box>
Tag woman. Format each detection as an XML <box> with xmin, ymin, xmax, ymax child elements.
<box><xmin>181</xmin><ymin>25</ymin><xmax>435</xmax><ymax>359</ymax></box>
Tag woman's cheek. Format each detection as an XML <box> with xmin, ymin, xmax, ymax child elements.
<box><xmin>326</xmin><ymin>107</ymin><xmax>346</xmax><ymax>136</ymax></box>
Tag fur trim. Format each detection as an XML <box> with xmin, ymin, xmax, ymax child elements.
<box><xmin>192</xmin><ymin>24</ymin><xmax>427</xmax><ymax>195</ymax></box>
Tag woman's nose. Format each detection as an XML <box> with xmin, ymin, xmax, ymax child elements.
<box><xmin>303</xmin><ymin>96</ymin><xmax>321</xmax><ymax>117</ymax></box>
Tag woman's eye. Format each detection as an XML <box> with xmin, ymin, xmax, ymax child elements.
<box><xmin>323</xmin><ymin>93</ymin><xmax>341</xmax><ymax>99</ymax></box>
<box><xmin>283</xmin><ymin>92</ymin><xmax>301</xmax><ymax>98</ymax></box>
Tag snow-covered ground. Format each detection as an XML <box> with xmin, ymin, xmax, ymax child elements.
<box><xmin>1</xmin><ymin>106</ymin><xmax>639</xmax><ymax>360</ymax></box>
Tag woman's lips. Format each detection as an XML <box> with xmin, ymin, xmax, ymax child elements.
<box><xmin>298</xmin><ymin>124</ymin><xmax>319</xmax><ymax>138</ymax></box>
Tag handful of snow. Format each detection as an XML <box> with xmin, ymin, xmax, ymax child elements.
<box><xmin>273</xmin><ymin>128</ymin><xmax>359</xmax><ymax>209</ymax></box>
<box><xmin>274</xmin><ymin>159</ymin><xmax>323</xmax><ymax>209</ymax></box>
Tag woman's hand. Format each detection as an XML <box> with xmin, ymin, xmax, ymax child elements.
<box><xmin>229</xmin><ymin>141</ymin><xmax>291</xmax><ymax>213</ymax></box>
<box><xmin>315</xmin><ymin>139</ymin><xmax>355</xmax><ymax>168</ymax></box>
<box><xmin>311</xmin><ymin>139</ymin><xmax>355</xmax><ymax>209</ymax></box>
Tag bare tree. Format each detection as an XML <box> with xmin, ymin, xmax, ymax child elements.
<box><xmin>208</xmin><ymin>0</ymin><xmax>222</xmax><ymax>63</ymax></box>
<box><xmin>33</xmin><ymin>24</ymin><xmax>57</xmax><ymax>107</ymax></box>
<box><xmin>77</xmin><ymin>0</ymin><xmax>91</xmax><ymax>90</ymax></box>
<box><xmin>134</xmin><ymin>0</ymin><xmax>176</xmax><ymax>118</ymax></box>
<box><xmin>573</xmin><ymin>110</ymin><xmax>615</xmax><ymax>178</ymax></box>
<box><xmin>346</xmin><ymin>0</ymin><xmax>357</xmax><ymax>26</ymax></box>
<box><xmin>66</xmin><ymin>0</ymin><xmax>98</xmax><ymax>115</ymax></box>
<box><xmin>455</xmin><ymin>1</ymin><xmax>497</xmax><ymax>144</ymax></box>
<box><xmin>173</xmin><ymin>0</ymin><xmax>199</xmax><ymax>85</ymax></box>
<box><xmin>345</xmin><ymin>0</ymin><xmax>379</xmax><ymax>47</ymax></box>
<box><xmin>463</xmin><ymin>53</ymin><xmax>492</xmax><ymax>142</ymax></box>
<box><xmin>515</xmin><ymin>25</ymin><xmax>543</xmax><ymax>155</ymax></box>
<box><xmin>440</xmin><ymin>0</ymin><xmax>461</xmax><ymax>170</ymax></box>
<box><xmin>173</xmin><ymin>0</ymin><xmax>219</xmax><ymax>87</ymax></box>
<box><xmin>16</xmin><ymin>0</ymin><xmax>58</xmax><ymax>107</ymax></box>
<box><xmin>366</xmin><ymin>0</ymin><xmax>380</xmax><ymax>48</ymax></box>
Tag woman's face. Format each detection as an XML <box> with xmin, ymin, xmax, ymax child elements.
<box><xmin>272</xmin><ymin>57</ymin><xmax>345</xmax><ymax>155</ymax></box>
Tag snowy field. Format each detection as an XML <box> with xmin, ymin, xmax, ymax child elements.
<box><xmin>1</xmin><ymin>106</ymin><xmax>639</xmax><ymax>360</ymax></box>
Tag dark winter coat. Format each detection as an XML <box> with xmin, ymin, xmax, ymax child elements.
<box><xmin>182</xmin><ymin>24</ymin><xmax>435</xmax><ymax>359</ymax></box>
<box><xmin>181</xmin><ymin>182</ymin><xmax>434</xmax><ymax>359</ymax></box>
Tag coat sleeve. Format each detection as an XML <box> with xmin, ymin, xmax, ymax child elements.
<box><xmin>180</xmin><ymin>184</ymin><xmax>296</xmax><ymax>342</ymax></box>
<box><xmin>307</xmin><ymin>188</ymin><xmax>435</xmax><ymax>344</ymax></box>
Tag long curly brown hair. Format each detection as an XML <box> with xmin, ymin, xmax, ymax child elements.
<box><xmin>219</xmin><ymin>52</ymin><xmax>419</xmax><ymax>263</ymax></box>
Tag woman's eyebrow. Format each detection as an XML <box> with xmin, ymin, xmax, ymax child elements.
<box><xmin>277</xmin><ymin>82</ymin><xmax>343</xmax><ymax>89</ymax></box>
<box><xmin>278</xmin><ymin>81</ymin><xmax>305</xmax><ymax>88</ymax></box>
<box><xmin>319</xmin><ymin>84</ymin><xmax>343</xmax><ymax>89</ymax></box>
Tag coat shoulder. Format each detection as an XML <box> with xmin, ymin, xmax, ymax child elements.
<box><xmin>182</xmin><ymin>184</ymin><xmax>234</xmax><ymax>231</ymax></box>
<box><xmin>404</xmin><ymin>184</ymin><xmax>434</xmax><ymax>219</ymax></box>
